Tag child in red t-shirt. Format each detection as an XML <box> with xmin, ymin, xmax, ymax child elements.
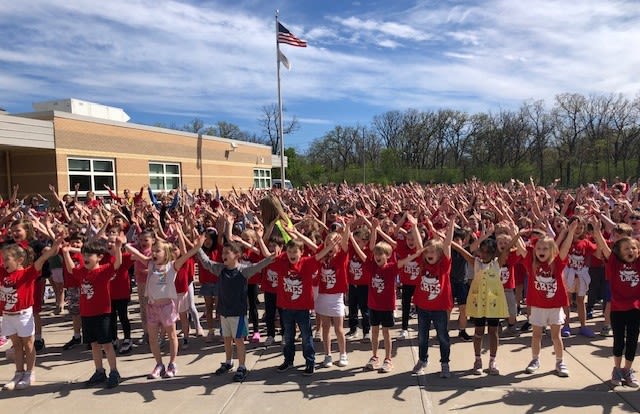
<box><xmin>592</xmin><ymin>218</ymin><xmax>640</xmax><ymax>387</ymax></box>
<box><xmin>521</xmin><ymin>220</ymin><xmax>577</xmax><ymax>378</ymax></box>
<box><xmin>62</xmin><ymin>238</ymin><xmax>122</xmax><ymax>388</ymax></box>
<box><xmin>1</xmin><ymin>239</ymin><xmax>61</xmax><ymax>391</ymax></box>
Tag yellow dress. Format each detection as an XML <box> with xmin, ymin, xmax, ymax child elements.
<box><xmin>466</xmin><ymin>258</ymin><xmax>508</xmax><ymax>319</ymax></box>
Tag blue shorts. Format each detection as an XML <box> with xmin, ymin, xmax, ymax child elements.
<box><xmin>451</xmin><ymin>282</ymin><xmax>469</xmax><ymax>305</ymax></box>
<box><xmin>199</xmin><ymin>282</ymin><xmax>218</xmax><ymax>297</ymax></box>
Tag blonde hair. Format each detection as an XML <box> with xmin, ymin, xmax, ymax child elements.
<box><xmin>533</xmin><ymin>236</ymin><xmax>559</xmax><ymax>266</ymax></box>
<box><xmin>152</xmin><ymin>240</ymin><xmax>173</xmax><ymax>265</ymax></box>
<box><xmin>373</xmin><ymin>241</ymin><xmax>392</xmax><ymax>257</ymax></box>
<box><xmin>1</xmin><ymin>244</ymin><xmax>33</xmax><ymax>267</ymax></box>
<box><xmin>423</xmin><ymin>239</ymin><xmax>444</xmax><ymax>257</ymax></box>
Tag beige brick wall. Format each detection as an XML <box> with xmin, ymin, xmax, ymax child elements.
<box><xmin>52</xmin><ymin>117</ymin><xmax>273</xmax><ymax>195</ymax></box>
<box><xmin>1</xmin><ymin>149</ymin><xmax>57</xmax><ymax>199</ymax></box>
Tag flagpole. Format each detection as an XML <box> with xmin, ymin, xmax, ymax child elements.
<box><xmin>275</xmin><ymin>10</ymin><xmax>286</xmax><ymax>186</ymax></box>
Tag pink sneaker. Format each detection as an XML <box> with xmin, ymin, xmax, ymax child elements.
<box><xmin>251</xmin><ymin>332</ymin><xmax>261</xmax><ymax>343</ymax></box>
<box><xmin>0</xmin><ymin>336</ymin><xmax>7</xmax><ymax>347</ymax></box>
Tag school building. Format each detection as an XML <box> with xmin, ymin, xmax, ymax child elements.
<box><xmin>0</xmin><ymin>99</ymin><xmax>283</xmax><ymax>199</ymax></box>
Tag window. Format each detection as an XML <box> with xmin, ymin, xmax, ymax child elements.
<box><xmin>253</xmin><ymin>168</ymin><xmax>271</xmax><ymax>189</ymax></box>
<box><xmin>149</xmin><ymin>162</ymin><xmax>181</xmax><ymax>192</ymax></box>
<box><xmin>68</xmin><ymin>157</ymin><xmax>115</xmax><ymax>195</ymax></box>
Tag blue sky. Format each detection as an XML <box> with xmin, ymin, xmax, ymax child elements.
<box><xmin>2</xmin><ymin>0</ymin><xmax>640</xmax><ymax>152</ymax></box>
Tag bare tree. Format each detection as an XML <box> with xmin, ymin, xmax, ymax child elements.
<box><xmin>258</xmin><ymin>103</ymin><xmax>300</xmax><ymax>154</ymax></box>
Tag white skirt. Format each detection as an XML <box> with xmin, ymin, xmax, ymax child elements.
<box><xmin>315</xmin><ymin>292</ymin><xmax>345</xmax><ymax>318</ymax></box>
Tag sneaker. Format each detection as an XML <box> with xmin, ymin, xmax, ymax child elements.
<box><xmin>504</xmin><ymin>325</ymin><xmax>519</xmax><ymax>337</ymax></box>
<box><xmin>525</xmin><ymin>358</ymin><xmax>540</xmax><ymax>374</ymax></box>
<box><xmin>251</xmin><ymin>332</ymin><xmax>261</xmax><ymax>343</ymax></box>
<box><xmin>440</xmin><ymin>363</ymin><xmax>451</xmax><ymax>378</ymax></box>
<box><xmin>3</xmin><ymin>371</ymin><xmax>24</xmax><ymax>391</ymax></box>
<box><xmin>345</xmin><ymin>328</ymin><xmax>358</xmax><ymax>339</ymax></box>
<box><xmin>365</xmin><ymin>356</ymin><xmax>380</xmax><ymax>371</ymax></box>
<box><xmin>412</xmin><ymin>360</ymin><xmax>428</xmax><ymax>375</ymax></box>
<box><xmin>459</xmin><ymin>330</ymin><xmax>472</xmax><ymax>341</ymax></box>
<box><xmin>520</xmin><ymin>321</ymin><xmax>532</xmax><ymax>332</ymax></box>
<box><xmin>611</xmin><ymin>367</ymin><xmax>624</xmax><ymax>386</ymax></box>
<box><xmin>15</xmin><ymin>371</ymin><xmax>34</xmax><ymax>390</ymax></box>
<box><xmin>147</xmin><ymin>363</ymin><xmax>166</xmax><ymax>379</ymax></box>
<box><xmin>303</xmin><ymin>363</ymin><xmax>315</xmax><ymax>376</ymax></box>
<box><xmin>182</xmin><ymin>338</ymin><xmax>189</xmax><ymax>350</ymax></box>
<box><xmin>561</xmin><ymin>326</ymin><xmax>571</xmax><ymax>337</ymax></box>
<box><xmin>338</xmin><ymin>354</ymin><xmax>349</xmax><ymax>367</ymax></box>
<box><xmin>233</xmin><ymin>366</ymin><xmax>247</xmax><ymax>382</ymax></box>
<box><xmin>472</xmin><ymin>359</ymin><xmax>482</xmax><ymax>375</ymax></box>
<box><xmin>600</xmin><ymin>326</ymin><xmax>612</xmax><ymax>337</ymax></box>
<box><xmin>119</xmin><ymin>339</ymin><xmax>132</xmax><ymax>354</ymax></box>
<box><xmin>488</xmin><ymin>361</ymin><xmax>500</xmax><ymax>376</ymax></box>
<box><xmin>137</xmin><ymin>333</ymin><xmax>149</xmax><ymax>345</ymax></box>
<box><xmin>556</xmin><ymin>361</ymin><xmax>570</xmax><ymax>377</ymax></box>
<box><xmin>106</xmin><ymin>370</ymin><xmax>121</xmax><ymax>388</ymax></box>
<box><xmin>579</xmin><ymin>326</ymin><xmax>595</xmax><ymax>338</ymax></box>
<box><xmin>0</xmin><ymin>336</ymin><xmax>7</xmax><ymax>347</ymax></box>
<box><xmin>379</xmin><ymin>358</ymin><xmax>393</xmax><ymax>373</ymax></box>
<box><xmin>85</xmin><ymin>369</ymin><xmax>107</xmax><ymax>386</ymax></box>
<box><xmin>164</xmin><ymin>363</ymin><xmax>177</xmax><ymax>378</ymax></box>
<box><xmin>586</xmin><ymin>309</ymin><xmax>594</xmax><ymax>319</ymax></box>
<box><xmin>277</xmin><ymin>361</ymin><xmax>293</xmax><ymax>372</ymax></box>
<box><xmin>215</xmin><ymin>362</ymin><xmax>234</xmax><ymax>375</ymax></box>
<box><xmin>623</xmin><ymin>368</ymin><xmax>640</xmax><ymax>388</ymax></box>
<box><xmin>362</xmin><ymin>332</ymin><xmax>371</xmax><ymax>343</ymax></box>
<box><xmin>409</xmin><ymin>309</ymin><xmax>418</xmax><ymax>319</ymax></box>
<box><xmin>62</xmin><ymin>336</ymin><xmax>82</xmax><ymax>351</ymax></box>
<box><xmin>264</xmin><ymin>336</ymin><xmax>274</xmax><ymax>347</ymax></box>
<box><xmin>322</xmin><ymin>355</ymin><xmax>333</xmax><ymax>368</ymax></box>
<box><xmin>398</xmin><ymin>330</ymin><xmax>408</xmax><ymax>340</ymax></box>
<box><xmin>34</xmin><ymin>338</ymin><xmax>45</xmax><ymax>352</ymax></box>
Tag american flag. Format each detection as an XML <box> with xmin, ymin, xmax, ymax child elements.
<box><xmin>278</xmin><ymin>22</ymin><xmax>307</xmax><ymax>47</ymax></box>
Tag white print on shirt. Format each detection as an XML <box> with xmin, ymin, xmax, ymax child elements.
<box><xmin>568</xmin><ymin>253</ymin><xmax>585</xmax><ymax>270</ymax></box>
<box><xmin>420</xmin><ymin>273</ymin><xmax>441</xmax><ymax>300</ymax></box>
<box><xmin>81</xmin><ymin>281</ymin><xmax>95</xmax><ymax>300</ymax></box>
<box><xmin>321</xmin><ymin>267</ymin><xmax>337</xmax><ymax>290</ymax></box>
<box><xmin>534</xmin><ymin>270</ymin><xmax>557</xmax><ymax>299</ymax></box>
<box><xmin>500</xmin><ymin>266</ymin><xmax>510</xmax><ymax>285</ymax></box>
<box><xmin>372</xmin><ymin>273</ymin><xmax>385</xmax><ymax>294</ymax></box>
<box><xmin>266</xmin><ymin>269</ymin><xmax>278</xmax><ymax>288</ymax></box>
<box><xmin>404</xmin><ymin>260</ymin><xmax>420</xmax><ymax>281</ymax></box>
<box><xmin>620</xmin><ymin>267</ymin><xmax>640</xmax><ymax>288</ymax></box>
<box><xmin>152</xmin><ymin>269</ymin><xmax>167</xmax><ymax>286</ymax></box>
<box><xmin>349</xmin><ymin>259</ymin><xmax>363</xmax><ymax>281</ymax></box>
<box><xmin>284</xmin><ymin>275</ymin><xmax>303</xmax><ymax>300</ymax></box>
<box><xmin>0</xmin><ymin>286</ymin><xmax>18</xmax><ymax>311</ymax></box>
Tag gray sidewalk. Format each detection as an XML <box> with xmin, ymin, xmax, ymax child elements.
<box><xmin>1</xmin><ymin>295</ymin><xmax>639</xmax><ymax>414</ymax></box>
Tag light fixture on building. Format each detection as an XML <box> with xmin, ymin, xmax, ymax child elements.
<box><xmin>230</xmin><ymin>142</ymin><xmax>238</xmax><ymax>151</ymax></box>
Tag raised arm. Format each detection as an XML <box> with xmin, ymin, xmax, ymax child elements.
<box><xmin>174</xmin><ymin>235</ymin><xmax>204</xmax><ymax>271</ymax></box>
<box><xmin>558</xmin><ymin>220</ymin><xmax>578</xmax><ymax>261</ymax></box>
<box><xmin>589</xmin><ymin>216</ymin><xmax>611</xmax><ymax>260</ymax></box>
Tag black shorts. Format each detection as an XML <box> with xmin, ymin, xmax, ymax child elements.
<box><xmin>451</xmin><ymin>282</ymin><xmax>469</xmax><ymax>305</ymax></box>
<box><xmin>369</xmin><ymin>310</ymin><xmax>395</xmax><ymax>328</ymax></box>
<box><xmin>472</xmin><ymin>317</ymin><xmax>500</xmax><ymax>327</ymax></box>
<box><xmin>82</xmin><ymin>314</ymin><xmax>112</xmax><ymax>344</ymax></box>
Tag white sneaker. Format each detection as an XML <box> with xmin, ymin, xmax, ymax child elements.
<box><xmin>264</xmin><ymin>336</ymin><xmax>274</xmax><ymax>347</ymax></box>
<box><xmin>338</xmin><ymin>354</ymin><xmax>349</xmax><ymax>367</ymax></box>
<box><xmin>15</xmin><ymin>371</ymin><xmax>34</xmax><ymax>389</ymax></box>
<box><xmin>322</xmin><ymin>355</ymin><xmax>333</xmax><ymax>368</ymax></box>
<box><xmin>398</xmin><ymin>330</ymin><xmax>409</xmax><ymax>340</ymax></box>
<box><xmin>413</xmin><ymin>360</ymin><xmax>428</xmax><ymax>375</ymax></box>
<box><xmin>3</xmin><ymin>371</ymin><xmax>24</xmax><ymax>391</ymax></box>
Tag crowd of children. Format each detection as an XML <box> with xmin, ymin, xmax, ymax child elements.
<box><xmin>1</xmin><ymin>177</ymin><xmax>640</xmax><ymax>391</ymax></box>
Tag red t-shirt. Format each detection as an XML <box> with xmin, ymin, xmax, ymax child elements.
<box><xmin>239</xmin><ymin>249</ymin><xmax>262</xmax><ymax>285</ymax></box>
<box><xmin>523</xmin><ymin>252</ymin><xmax>569</xmax><ymax>308</ymax></box>
<box><xmin>0</xmin><ymin>266</ymin><xmax>41</xmax><ymax>312</ymax></box>
<box><xmin>315</xmin><ymin>250</ymin><xmax>349</xmax><ymax>294</ymax></box>
<box><xmin>347</xmin><ymin>246</ymin><xmax>371</xmax><ymax>286</ymax></box>
<box><xmin>365</xmin><ymin>256</ymin><xmax>398</xmax><ymax>311</ymax></box>
<box><xmin>109</xmin><ymin>253</ymin><xmax>133</xmax><ymax>300</ymax></box>
<box><xmin>274</xmin><ymin>254</ymin><xmax>319</xmax><ymax>310</ymax></box>
<box><xmin>261</xmin><ymin>261</ymin><xmax>280</xmax><ymax>294</ymax></box>
<box><xmin>198</xmin><ymin>248</ymin><xmax>220</xmax><ymax>284</ymax></box>
<box><xmin>396</xmin><ymin>240</ymin><xmax>420</xmax><ymax>286</ymax></box>
<box><xmin>72</xmin><ymin>263</ymin><xmax>115</xmax><ymax>317</ymax></box>
<box><xmin>412</xmin><ymin>255</ymin><xmax>453</xmax><ymax>311</ymax></box>
<box><xmin>605</xmin><ymin>255</ymin><xmax>640</xmax><ymax>311</ymax></box>
<box><xmin>567</xmin><ymin>239</ymin><xmax>597</xmax><ymax>271</ymax></box>
<box><xmin>63</xmin><ymin>252</ymin><xmax>84</xmax><ymax>288</ymax></box>
<box><xmin>174</xmin><ymin>257</ymin><xmax>193</xmax><ymax>295</ymax></box>
<box><xmin>499</xmin><ymin>251</ymin><xmax>520</xmax><ymax>289</ymax></box>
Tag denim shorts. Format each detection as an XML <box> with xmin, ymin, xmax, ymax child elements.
<box><xmin>199</xmin><ymin>282</ymin><xmax>218</xmax><ymax>297</ymax></box>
